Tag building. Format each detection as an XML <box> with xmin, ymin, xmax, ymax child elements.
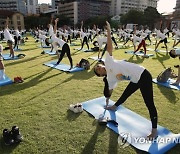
<box><xmin>26</xmin><ymin>0</ymin><xmax>38</xmax><ymax>15</ymax></box>
<box><xmin>58</xmin><ymin>0</ymin><xmax>110</xmax><ymax>25</ymax></box>
<box><xmin>0</xmin><ymin>0</ymin><xmax>27</xmax><ymax>15</ymax></box>
<box><xmin>110</xmin><ymin>0</ymin><xmax>158</xmax><ymax>16</ymax></box>
<box><xmin>0</xmin><ymin>10</ymin><xmax>25</xmax><ymax>30</ymax></box>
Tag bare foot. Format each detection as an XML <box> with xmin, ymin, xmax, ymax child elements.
<box><xmin>147</xmin><ymin>128</ymin><xmax>158</xmax><ymax>141</ymax></box>
<box><xmin>104</xmin><ymin>105</ymin><xmax>117</xmax><ymax>111</ymax></box>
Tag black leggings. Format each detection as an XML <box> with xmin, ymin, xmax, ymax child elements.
<box><xmin>57</xmin><ymin>43</ymin><xmax>73</xmax><ymax>67</ymax></box>
<box><xmin>81</xmin><ymin>36</ymin><xmax>89</xmax><ymax>50</ymax></box>
<box><xmin>114</xmin><ymin>69</ymin><xmax>158</xmax><ymax>128</ymax></box>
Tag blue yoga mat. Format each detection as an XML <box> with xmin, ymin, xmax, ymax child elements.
<box><xmin>125</xmin><ymin>51</ymin><xmax>154</xmax><ymax>57</ymax></box>
<box><xmin>44</xmin><ymin>61</ymin><xmax>84</xmax><ymax>73</ymax></box>
<box><xmin>153</xmin><ymin>78</ymin><xmax>180</xmax><ymax>90</ymax></box>
<box><xmin>89</xmin><ymin>56</ymin><xmax>105</xmax><ymax>62</ymax></box>
<box><xmin>82</xmin><ymin>97</ymin><xmax>180</xmax><ymax>154</ymax></box>
<box><xmin>14</xmin><ymin>48</ymin><xmax>22</xmax><ymax>51</ymax></box>
<box><xmin>44</xmin><ymin>50</ymin><xmax>56</xmax><ymax>55</ymax></box>
<box><xmin>38</xmin><ymin>45</ymin><xmax>51</xmax><ymax>48</ymax></box>
<box><xmin>0</xmin><ymin>75</ymin><xmax>13</xmax><ymax>86</ymax></box>
<box><xmin>2</xmin><ymin>54</ymin><xmax>19</xmax><ymax>60</ymax></box>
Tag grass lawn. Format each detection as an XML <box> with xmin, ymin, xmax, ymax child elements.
<box><xmin>0</xmin><ymin>34</ymin><xmax>180</xmax><ymax>154</ymax></box>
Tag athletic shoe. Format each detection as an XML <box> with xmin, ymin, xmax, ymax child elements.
<box><xmin>69</xmin><ymin>104</ymin><xmax>79</xmax><ymax>113</ymax></box>
<box><xmin>17</xmin><ymin>77</ymin><xmax>24</xmax><ymax>83</ymax></box>
<box><xmin>76</xmin><ymin>103</ymin><xmax>83</xmax><ymax>112</ymax></box>
<box><xmin>2</xmin><ymin>129</ymin><xmax>14</xmax><ymax>145</ymax></box>
<box><xmin>14</xmin><ymin>77</ymin><xmax>19</xmax><ymax>83</ymax></box>
<box><xmin>11</xmin><ymin>126</ymin><xmax>23</xmax><ymax>143</ymax></box>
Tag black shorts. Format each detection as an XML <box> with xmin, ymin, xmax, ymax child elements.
<box><xmin>160</xmin><ymin>38</ymin><xmax>167</xmax><ymax>43</ymax></box>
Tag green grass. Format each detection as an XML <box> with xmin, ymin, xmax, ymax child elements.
<box><xmin>0</xmin><ymin>35</ymin><xmax>180</xmax><ymax>154</ymax></box>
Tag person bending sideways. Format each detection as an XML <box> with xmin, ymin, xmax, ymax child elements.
<box><xmin>94</xmin><ymin>21</ymin><xmax>158</xmax><ymax>140</ymax></box>
<box><xmin>0</xmin><ymin>44</ymin><xmax>5</xmax><ymax>80</ymax></box>
<box><xmin>169</xmin><ymin>49</ymin><xmax>180</xmax><ymax>85</ymax></box>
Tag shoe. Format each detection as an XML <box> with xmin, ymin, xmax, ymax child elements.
<box><xmin>41</xmin><ymin>51</ymin><xmax>45</xmax><ymax>54</ymax></box>
<box><xmin>3</xmin><ymin>129</ymin><xmax>14</xmax><ymax>145</ymax></box>
<box><xmin>76</xmin><ymin>103</ymin><xmax>83</xmax><ymax>112</ymax></box>
<box><xmin>14</xmin><ymin>77</ymin><xmax>19</xmax><ymax>83</ymax></box>
<box><xmin>17</xmin><ymin>77</ymin><xmax>24</xmax><ymax>83</ymax></box>
<box><xmin>174</xmin><ymin>65</ymin><xmax>180</xmax><ymax>68</ymax></box>
<box><xmin>11</xmin><ymin>126</ymin><xmax>23</xmax><ymax>143</ymax></box>
<box><xmin>69</xmin><ymin>104</ymin><xmax>79</xmax><ymax>113</ymax></box>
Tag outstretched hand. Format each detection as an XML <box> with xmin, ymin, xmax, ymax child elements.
<box><xmin>106</xmin><ymin>21</ymin><xmax>111</xmax><ymax>30</ymax></box>
<box><xmin>55</xmin><ymin>18</ymin><xmax>59</xmax><ymax>23</ymax></box>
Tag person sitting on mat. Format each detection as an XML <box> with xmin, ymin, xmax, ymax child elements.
<box><xmin>0</xmin><ymin>44</ymin><xmax>5</xmax><ymax>80</ymax></box>
<box><xmin>94</xmin><ymin>21</ymin><xmax>158</xmax><ymax>140</ymax></box>
<box><xmin>50</xmin><ymin>18</ymin><xmax>73</xmax><ymax>70</ymax></box>
<box><xmin>4</xmin><ymin>17</ymin><xmax>15</xmax><ymax>58</ymax></box>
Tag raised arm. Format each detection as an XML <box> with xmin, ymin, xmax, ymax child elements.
<box><xmin>80</xmin><ymin>21</ymin><xmax>83</xmax><ymax>32</ymax></box>
<box><xmin>106</xmin><ymin>21</ymin><xmax>112</xmax><ymax>56</ymax></box>
<box><xmin>5</xmin><ymin>17</ymin><xmax>9</xmax><ymax>29</ymax></box>
<box><xmin>54</xmin><ymin>18</ymin><xmax>59</xmax><ymax>34</ymax></box>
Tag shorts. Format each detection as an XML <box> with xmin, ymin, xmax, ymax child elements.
<box><xmin>159</xmin><ymin>38</ymin><xmax>167</xmax><ymax>43</ymax></box>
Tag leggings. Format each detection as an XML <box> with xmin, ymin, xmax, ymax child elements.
<box><xmin>114</xmin><ymin>69</ymin><xmax>158</xmax><ymax>128</ymax></box>
<box><xmin>81</xmin><ymin>36</ymin><xmax>89</xmax><ymax>50</ymax></box>
<box><xmin>57</xmin><ymin>43</ymin><xmax>73</xmax><ymax>67</ymax></box>
<box><xmin>134</xmin><ymin>40</ymin><xmax>146</xmax><ymax>54</ymax></box>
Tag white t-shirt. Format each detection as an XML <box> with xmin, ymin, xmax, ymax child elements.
<box><xmin>133</xmin><ymin>35</ymin><xmax>143</xmax><ymax>44</ymax></box>
<box><xmin>97</xmin><ymin>36</ymin><xmax>107</xmax><ymax>48</ymax></box>
<box><xmin>105</xmin><ymin>53</ymin><xmax>145</xmax><ymax>89</ymax></box>
<box><xmin>175</xmin><ymin>49</ymin><xmax>180</xmax><ymax>55</ymax></box>
<box><xmin>4</xmin><ymin>29</ymin><xmax>14</xmax><ymax>42</ymax></box>
<box><xmin>49</xmin><ymin>24</ymin><xmax>54</xmax><ymax>37</ymax></box>
<box><xmin>51</xmin><ymin>34</ymin><xmax>66</xmax><ymax>51</ymax></box>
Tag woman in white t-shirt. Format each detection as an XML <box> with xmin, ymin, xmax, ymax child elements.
<box><xmin>48</xmin><ymin>18</ymin><xmax>73</xmax><ymax>69</ymax></box>
<box><xmin>4</xmin><ymin>17</ymin><xmax>15</xmax><ymax>58</ymax></box>
<box><xmin>0</xmin><ymin>44</ymin><xmax>5</xmax><ymax>80</ymax></box>
<box><xmin>94</xmin><ymin>21</ymin><xmax>158</xmax><ymax>140</ymax></box>
<box><xmin>169</xmin><ymin>49</ymin><xmax>180</xmax><ymax>85</ymax></box>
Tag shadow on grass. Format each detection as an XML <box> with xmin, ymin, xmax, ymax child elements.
<box><xmin>21</xmin><ymin>47</ymin><xmax>39</xmax><ymax>52</ymax></box>
<box><xmin>1</xmin><ymin>67</ymin><xmax>60</xmax><ymax>97</ymax></box>
<box><xmin>0</xmin><ymin>137</ymin><xmax>19</xmax><ymax>153</ymax></box>
<box><xmin>81</xmin><ymin>124</ymin><xmax>106</xmax><ymax>154</ymax></box>
<box><xmin>127</xmin><ymin>55</ymin><xmax>145</xmax><ymax>64</ymax></box>
<box><xmin>66</xmin><ymin>110</ymin><xmax>82</xmax><ymax>122</ymax></box>
<box><xmin>152</xmin><ymin>52</ymin><xmax>170</xmax><ymax>69</ymax></box>
<box><xmin>5</xmin><ymin>54</ymin><xmax>46</xmax><ymax>67</ymax></box>
<box><xmin>157</xmin><ymin>85</ymin><xmax>179</xmax><ymax>104</ymax></box>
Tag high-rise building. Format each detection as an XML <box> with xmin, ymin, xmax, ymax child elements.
<box><xmin>0</xmin><ymin>0</ymin><xmax>28</xmax><ymax>15</ymax></box>
<box><xmin>174</xmin><ymin>0</ymin><xmax>180</xmax><ymax>17</ymax></box>
<box><xmin>26</xmin><ymin>0</ymin><xmax>38</xmax><ymax>15</ymax></box>
<box><xmin>110</xmin><ymin>0</ymin><xmax>158</xmax><ymax>16</ymax></box>
<box><xmin>58</xmin><ymin>0</ymin><xmax>110</xmax><ymax>25</ymax></box>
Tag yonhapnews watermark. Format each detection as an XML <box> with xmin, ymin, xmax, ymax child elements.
<box><xmin>118</xmin><ymin>132</ymin><xmax>180</xmax><ymax>148</ymax></box>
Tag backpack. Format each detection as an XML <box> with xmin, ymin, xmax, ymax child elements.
<box><xmin>79</xmin><ymin>58</ymin><xmax>90</xmax><ymax>70</ymax></box>
<box><xmin>157</xmin><ymin>67</ymin><xmax>177</xmax><ymax>83</ymax></box>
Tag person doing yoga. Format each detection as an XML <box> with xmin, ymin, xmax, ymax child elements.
<box><xmin>94</xmin><ymin>21</ymin><xmax>158</xmax><ymax>140</ymax></box>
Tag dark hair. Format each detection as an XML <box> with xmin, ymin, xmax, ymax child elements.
<box><xmin>169</xmin><ymin>50</ymin><xmax>176</xmax><ymax>58</ymax></box>
<box><xmin>94</xmin><ymin>66</ymin><xmax>101</xmax><ymax>77</ymax></box>
<box><xmin>45</xmin><ymin>38</ymin><xmax>50</xmax><ymax>46</ymax></box>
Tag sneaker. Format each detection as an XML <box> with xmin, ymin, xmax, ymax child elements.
<box><xmin>76</xmin><ymin>103</ymin><xmax>83</xmax><ymax>112</ymax></box>
<box><xmin>17</xmin><ymin>77</ymin><xmax>24</xmax><ymax>83</ymax></box>
<box><xmin>14</xmin><ymin>77</ymin><xmax>19</xmax><ymax>83</ymax></box>
<box><xmin>3</xmin><ymin>129</ymin><xmax>14</xmax><ymax>145</ymax></box>
<box><xmin>11</xmin><ymin>126</ymin><xmax>23</xmax><ymax>143</ymax></box>
<box><xmin>69</xmin><ymin>104</ymin><xmax>79</xmax><ymax>113</ymax></box>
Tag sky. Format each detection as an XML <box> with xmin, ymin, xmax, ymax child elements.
<box><xmin>38</xmin><ymin>0</ymin><xmax>176</xmax><ymax>14</ymax></box>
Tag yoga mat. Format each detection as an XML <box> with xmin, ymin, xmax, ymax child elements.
<box><xmin>44</xmin><ymin>50</ymin><xmax>56</xmax><ymax>55</ymax></box>
<box><xmin>152</xmin><ymin>78</ymin><xmax>180</xmax><ymax>90</ymax></box>
<box><xmin>44</xmin><ymin>61</ymin><xmax>84</xmax><ymax>73</ymax></box>
<box><xmin>88</xmin><ymin>56</ymin><xmax>105</xmax><ymax>62</ymax></box>
<box><xmin>125</xmin><ymin>51</ymin><xmax>154</xmax><ymax>57</ymax></box>
<box><xmin>70</xmin><ymin>43</ymin><xmax>81</xmax><ymax>46</ymax></box>
<box><xmin>14</xmin><ymin>48</ymin><xmax>22</xmax><ymax>51</ymax></box>
<box><xmin>83</xmin><ymin>49</ymin><xmax>94</xmax><ymax>52</ymax></box>
<box><xmin>82</xmin><ymin>97</ymin><xmax>180</xmax><ymax>154</ymax></box>
<box><xmin>2</xmin><ymin>54</ymin><xmax>19</xmax><ymax>60</ymax></box>
<box><xmin>38</xmin><ymin>45</ymin><xmax>51</xmax><ymax>48</ymax></box>
<box><xmin>0</xmin><ymin>75</ymin><xmax>13</xmax><ymax>86</ymax></box>
<box><xmin>155</xmin><ymin>49</ymin><xmax>168</xmax><ymax>53</ymax></box>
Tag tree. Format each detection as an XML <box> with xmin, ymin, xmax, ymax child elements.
<box><xmin>120</xmin><ymin>10</ymin><xmax>145</xmax><ymax>25</ymax></box>
<box><xmin>143</xmin><ymin>7</ymin><xmax>161</xmax><ymax>29</ymax></box>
